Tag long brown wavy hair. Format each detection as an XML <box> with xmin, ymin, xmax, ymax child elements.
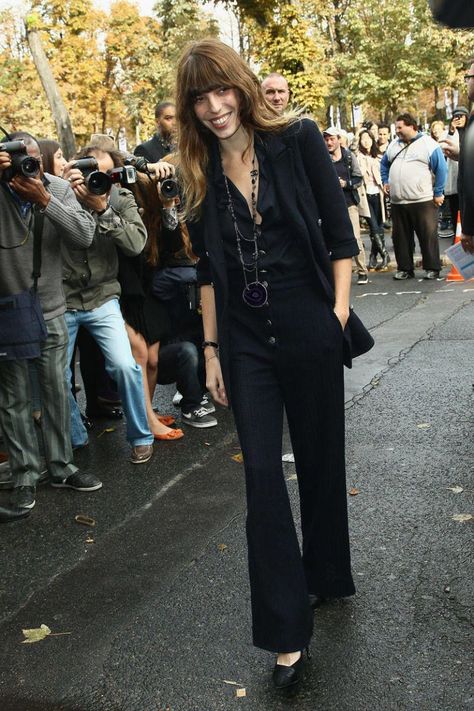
<box><xmin>175</xmin><ymin>38</ymin><xmax>297</xmax><ymax>220</ymax></box>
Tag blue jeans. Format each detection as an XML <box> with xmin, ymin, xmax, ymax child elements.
<box><xmin>65</xmin><ymin>299</ymin><xmax>152</xmax><ymax>448</ymax></box>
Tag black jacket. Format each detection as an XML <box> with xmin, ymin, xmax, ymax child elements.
<box><xmin>188</xmin><ymin>119</ymin><xmax>371</xmax><ymax>397</ymax></box>
<box><xmin>458</xmin><ymin>114</ymin><xmax>474</xmax><ymax>235</ymax></box>
<box><xmin>134</xmin><ymin>134</ymin><xmax>175</xmax><ymax>163</ymax></box>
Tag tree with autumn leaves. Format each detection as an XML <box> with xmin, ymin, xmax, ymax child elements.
<box><xmin>0</xmin><ymin>0</ymin><xmax>217</xmax><ymax>151</ymax></box>
<box><xmin>0</xmin><ymin>0</ymin><xmax>471</xmax><ymax>149</ymax></box>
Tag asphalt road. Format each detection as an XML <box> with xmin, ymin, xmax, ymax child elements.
<box><xmin>1</xmin><ymin>238</ymin><xmax>473</xmax><ymax>711</ymax></box>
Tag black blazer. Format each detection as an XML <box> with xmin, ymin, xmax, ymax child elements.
<box><xmin>134</xmin><ymin>134</ymin><xmax>171</xmax><ymax>163</ymax></box>
<box><xmin>188</xmin><ymin>119</ymin><xmax>373</xmax><ymax>398</ymax></box>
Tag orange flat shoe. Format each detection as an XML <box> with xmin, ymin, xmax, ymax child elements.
<box><xmin>157</xmin><ymin>415</ymin><xmax>176</xmax><ymax>426</ymax></box>
<box><xmin>154</xmin><ymin>428</ymin><xmax>184</xmax><ymax>441</ymax></box>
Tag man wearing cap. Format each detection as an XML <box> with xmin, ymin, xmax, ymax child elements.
<box><xmin>261</xmin><ymin>73</ymin><xmax>291</xmax><ymax>115</ymax></box>
<box><xmin>323</xmin><ymin>127</ymin><xmax>368</xmax><ymax>285</ymax></box>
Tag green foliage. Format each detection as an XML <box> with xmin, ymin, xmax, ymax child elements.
<box><xmin>250</xmin><ymin>2</ymin><xmax>332</xmax><ymax>114</ymax></box>
<box><xmin>0</xmin><ymin>0</ymin><xmax>217</xmax><ymax>145</ymax></box>
<box><xmin>1</xmin><ymin>0</ymin><xmax>472</xmax><ymax>142</ymax></box>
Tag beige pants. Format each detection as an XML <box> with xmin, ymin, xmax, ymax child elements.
<box><xmin>348</xmin><ymin>205</ymin><xmax>367</xmax><ymax>275</ymax></box>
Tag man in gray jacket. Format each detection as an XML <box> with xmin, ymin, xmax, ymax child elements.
<box><xmin>0</xmin><ymin>132</ymin><xmax>102</xmax><ymax>521</ymax></box>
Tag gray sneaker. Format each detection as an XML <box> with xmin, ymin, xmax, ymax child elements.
<box><xmin>182</xmin><ymin>407</ymin><xmax>218</xmax><ymax>428</ymax></box>
<box><xmin>10</xmin><ymin>486</ymin><xmax>36</xmax><ymax>509</ymax></box>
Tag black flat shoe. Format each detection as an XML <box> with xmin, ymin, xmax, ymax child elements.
<box><xmin>272</xmin><ymin>647</ymin><xmax>311</xmax><ymax>689</ymax></box>
<box><xmin>86</xmin><ymin>405</ymin><xmax>123</xmax><ymax>420</ymax></box>
<box><xmin>309</xmin><ymin>593</ymin><xmax>328</xmax><ymax>609</ymax></box>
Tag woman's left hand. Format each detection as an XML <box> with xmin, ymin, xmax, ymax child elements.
<box><xmin>334</xmin><ymin>305</ymin><xmax>350</xmax><ymax>331</ymax></box>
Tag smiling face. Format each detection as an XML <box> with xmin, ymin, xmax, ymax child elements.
<box><xmin>395</xmin><ymin>120</ymin><xmax>417</xmax><ymax>142</ymax></box>
<box><xmin>193</xmin><ymin>86</ymin><xmax>242</xmax><ymax>140</ymax></box>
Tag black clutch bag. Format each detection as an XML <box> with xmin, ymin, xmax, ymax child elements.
<box><xmin>342</xmin><ymin>307</ymin><xmax>375</xmax><ymax>369</ymax></box>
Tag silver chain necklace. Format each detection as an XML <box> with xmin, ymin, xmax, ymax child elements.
<box><xmin>221</xmin><ymin>152</ymin><xmax>268</xmax><ymax>307</ymax></box>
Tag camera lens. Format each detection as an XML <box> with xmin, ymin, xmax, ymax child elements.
<box><xmin>86</xmin><ymin>170</ymin><xmax>111</xmax><ymax>195</ymax></box>
<box><xmin>160</xmin><ymin>178</ymin><xmax>178</xmax><ymax>199</ymax></box>
<box><xmin>20</xmin><ymin>156</ymin><xmax>40</xmax><ymax>178</ymax></box>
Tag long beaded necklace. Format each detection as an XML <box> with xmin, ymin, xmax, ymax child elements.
<box><xmin>221</xmin><ymin>151</ymin><xmax>268</xmax><ymax>308</ymax></box>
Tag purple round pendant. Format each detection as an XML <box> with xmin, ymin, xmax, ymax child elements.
<box><xmin>242</xmin><ymin>281</ymin><xmax>268</xmax><ymax>308</ymax></box>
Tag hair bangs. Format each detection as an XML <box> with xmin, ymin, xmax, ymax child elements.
<box><xmin>182</xmin><ymin>51</ymin><xmax>234</xmax><ymax>105</ymax></box>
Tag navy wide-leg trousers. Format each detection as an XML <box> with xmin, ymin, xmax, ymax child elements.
<box><xmin>228</xmin><ymin>279</ymin><xmax>355</xmax><ymax>652</ymax></box>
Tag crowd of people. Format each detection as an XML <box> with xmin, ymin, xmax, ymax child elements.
<box><xmin>0</xmin><ymin>64</ymin><xmax>471</xmax><ymax>521</ymax></box>
<box><xmin>1</xmin><ymin>36</ymin><xmax>473</xmax><ymax>691</ymax></box>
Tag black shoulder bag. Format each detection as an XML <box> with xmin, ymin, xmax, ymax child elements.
<box><xmin>0</xmin><ymin>209</ymin><xmax>48</xmax><ymax>361</ymax></box>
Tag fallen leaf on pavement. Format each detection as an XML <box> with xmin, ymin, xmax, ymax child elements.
<box><xmin>235</xmin><ymin>688</ymin><xmax>246</xmax><ymax>698</ymax></box>
<box><xmin>447</xmin><ymin>486</ymin><xmax>463</xmax><ymax>494</ymax></box>
<box><xmin>217</xmin><ymin>544</ymin><xmax>228</xmax><ymax>553</ymax></box>
<box><xmin>417</xmin><ymin>423</ymin><xmax>431</xmax><ymax>429</ymax></box>
<box><xmin>452</xmin><ymin>513</ymin><xmax>473</xmax><ymax>523</ymax></box>
<box><xmin>348</xmin><ymin>487</ymin><xmax>360</xmax><ymax>496</ymax></box>
<box><xmin>97</xmin><ymin>427</ymin><xmax>115</xmax><ymax>439</ymax></box>
<box><xmin>21</xmin><ymin>624</ymin><xmax>51</xmax><ymax>644</ymax></box>
<box><xmin>231</xmin><ymin>452</ymin><xmax>243</xmax><ymax>463</ymax></box>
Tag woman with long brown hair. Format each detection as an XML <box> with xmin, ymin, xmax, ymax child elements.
<box><xmin>120</xmin><ymin>169</ymin><xmax>188</xmax><ymax>440</ymax></box>
<box><xmin>175</xmin><ymin>39</ymin><xmax>372</xmax><ymax>688</ymax></box>
<box><xmin>356</xmin><ymin>130</ymin><xmax>389</xmax><ymax>270</ymax></box>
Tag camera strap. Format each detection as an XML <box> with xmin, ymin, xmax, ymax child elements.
<box><xmin>32</xmin><ymin>208</ymin><xmax>44</xmax><ymax>292</ymax></box>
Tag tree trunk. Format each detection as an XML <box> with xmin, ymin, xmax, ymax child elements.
<box><xmin>25</xmin><ymin>25</ymin><xmax>76</xmax><ymax>159</ymax></box>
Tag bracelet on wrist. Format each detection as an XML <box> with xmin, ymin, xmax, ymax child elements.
<box><xmin>202</xmin><ymin>340</ymin><xmax>219</xmax><ymax>351</ymax></box>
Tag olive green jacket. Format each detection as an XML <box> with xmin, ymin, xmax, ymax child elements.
<box><xmin>62</xmin><ymin>185</ymin><xmax>147</xmax><ymax>310</ymax></box>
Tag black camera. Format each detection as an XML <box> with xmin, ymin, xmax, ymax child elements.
<box><xmin>159</xmin><ymin>177</ymin><xmax>179</xmax><ymax>200</ymax></box>
<box><xmin>127</xmin><ymin>154</ymin><xmax>148</xmax><ymax>173</ymax></box>
<box><xmin>0</xmin><ymin>140</ymin><xmax>41</xmax><ymax>182</ymax></box>
<box><xmin>72</xmin><ymin>157</ymin><xmax>111</xmax><ymax>195</ymax></box>
<box><xmin>108</xmin><ymin>165</ymin><xmax>137</xmax><ymax>187</ymax></box>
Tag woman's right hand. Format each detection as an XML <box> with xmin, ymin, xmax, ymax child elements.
<box><xmin>205</xmin><ymin>356</ymin><xmax>228</xmax><ymax>407</ymax></box>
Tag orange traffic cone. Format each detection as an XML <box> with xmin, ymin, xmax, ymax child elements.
<box><xmin>446</xmin><ymin>211</ymin><xmax>465</xmax><ymax>282</ymax></box>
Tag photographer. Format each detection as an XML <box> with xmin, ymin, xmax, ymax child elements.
<box><xmin>0</xmin><ymin>131</ymin><xmax>102</xmax><ymax>521</ymax></box>
<box><xmin>62</xmin><ymin>146</ymin><xmax>161</xmax><ymax>464</ymax></box>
